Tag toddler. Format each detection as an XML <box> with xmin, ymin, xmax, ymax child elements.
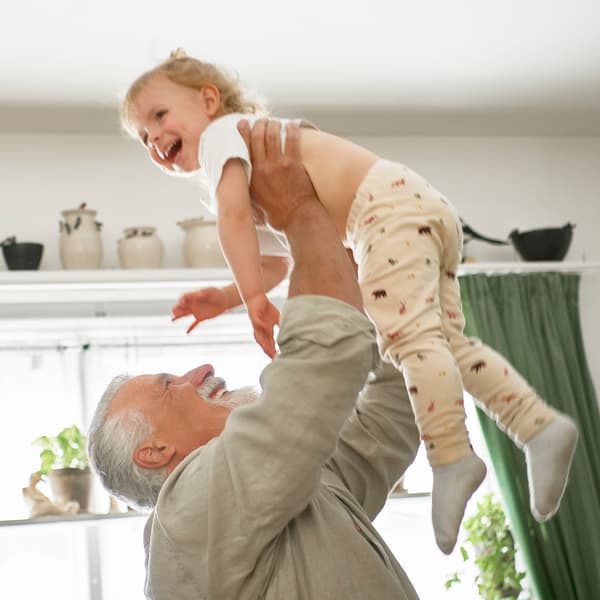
<box><xmin>121</xmin><ymin>50</ymin><xmax>578</xmax><ymax>554</ymax></box>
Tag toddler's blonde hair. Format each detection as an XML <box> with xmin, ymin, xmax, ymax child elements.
<box><xmin>121</xmin><ymin>48</ymin><xmax>267</xmax><ymax>138</ymax></box>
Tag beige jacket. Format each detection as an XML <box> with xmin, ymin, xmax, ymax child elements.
<box><xmin>143</xmin><ymin>295</ymin><xmax>420</xmax><ymax>599</ymax></box>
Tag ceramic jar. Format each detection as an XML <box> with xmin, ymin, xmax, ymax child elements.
<box><xmin>177</xmin><ymin>217</ymin><xmax>227</xmax><ymax>268</ymax></box>
<box><xmin>59</xmin><ymin>205</ymin><xmax>103</xmax><ymax>269</ymax></box>
<box><xmin>117</xmin><ymin>226</ymin><xmax>164</xmax><ymax>269</ymax></box>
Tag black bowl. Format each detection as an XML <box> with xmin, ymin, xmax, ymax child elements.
<box><xmin>2</xmin><ymin>242</ymin><xmax>44</xmax><ymax>270</ymax></box>
<box><xmin>509</xmin><ymin>224</ymin><xmax>574</xmax><ymax>262</ymax></box>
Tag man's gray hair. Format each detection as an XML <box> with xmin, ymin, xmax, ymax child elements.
<box><xmin>87</xmin><ymin>374</ymin><xmax>168</xmax><ymax>511</ymax></box>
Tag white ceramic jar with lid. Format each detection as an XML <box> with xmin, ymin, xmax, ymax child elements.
<box><xmin>117</xmin><ymin>226</ymin><xmax>164</xmax><ymax>269</ymax></box>
<box><xmin>177</xmin><ymin>217</ymin><xmax>227</xmax><ymax>268</ymax></box>
<box><xmin>59</xmin><ymin>204</ymin><xmax>103</xmax><ymax>269</ymax></box>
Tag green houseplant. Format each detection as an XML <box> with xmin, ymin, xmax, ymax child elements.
<box><xmin>32</xmin><ymin>425</ymin><xmax>92</xmax><ymax>512</ymax></box>
<box><xmin>446</xmin><ymin>493</ymin><xmax>527</xmax><ymax>599</ymax></box>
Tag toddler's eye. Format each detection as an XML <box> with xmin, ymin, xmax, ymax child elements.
<box><xmin>156</xmin><ymin>110</ymin><xmax>167</xmax><ymax>121</ymax></box>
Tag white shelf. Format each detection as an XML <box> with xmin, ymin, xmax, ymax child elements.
<box><xmin>0</xmin><ymin>263</ymin><xmax>597</xmax><ymax>322</ymax></box>
<box><xmin>0</xmin><ymin>268</ymin><xmax>288</xmax><ymax>321</ymax></box>
<box><xmin>0</xmin><ymin>511</ymin><xmax>146</xmax><ymax>529</ymax></box>
<box><xmin>459</xmin><ymin>260</ymin><xmax>600</xmax><ymax>275</ymax></box>
<box><xmin>0</xmin><ymin>268</ymin><xmax>236</xmax><ymax>305</ymax></box>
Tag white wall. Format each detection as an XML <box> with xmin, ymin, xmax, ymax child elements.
<box><xmin>1</xmin><ymin>133</ymin><xmax>599</xmax><ymax>270</ymax></box>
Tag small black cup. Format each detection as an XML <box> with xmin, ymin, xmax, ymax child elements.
<box><xmin>2</xmin><ymin>242</ymin><xmax>44</xmax><ymax>270</ymax></box>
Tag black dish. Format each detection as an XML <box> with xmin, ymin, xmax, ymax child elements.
<box><xmin>509</xmin><ymin>223</ymin><xmax>574</xmax><ymax>262</ymax></box>
<box><xmin>2</xmin><ymin>242</ymin><xmax>44</xmax><ymax>270</ymax></box>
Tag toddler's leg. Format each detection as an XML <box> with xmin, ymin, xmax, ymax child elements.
<box><xmin>440</xmin><ymin>276</ymin><xmax>578</xmax><ymax>521</ymax></box>
<box><xmin>355</xmin><ymin>176</ymin><xmax>485</xmax><ymax>554</ymax></box>
<box><xmin>400</xmin><ymin>344</ymin><xmax>487</xmax><ymax>554</ymax></box>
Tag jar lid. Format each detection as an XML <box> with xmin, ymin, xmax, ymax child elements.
<box><xmin>177</xmin><ymin>217</ymin><xmax>217</xmax><ymax>229</ymax></box>
<box><xmin>123</xmin><ymin>226</ymin><xmax>157</xmax><ymax>235</ymax></box>
<box><xmin>61</xmin><ymin>207</ymin><xmax>97</xmax><ymax>217</ymax></box>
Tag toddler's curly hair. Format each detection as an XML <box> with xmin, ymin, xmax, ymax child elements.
<box><xmin>120</xmin><ymin>48</ymin><xmax>266</xmax><ymax>138</ymax></box>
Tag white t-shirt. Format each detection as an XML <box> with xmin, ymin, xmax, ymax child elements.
<box><xmin>198</xmin><ymin>113</ymin><xmax>313</xmax><ymax>257</ymax></box>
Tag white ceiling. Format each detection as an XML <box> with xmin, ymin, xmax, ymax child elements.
<box><xmin>2</xmin><ymin>0</ymin><xmax>600</xmax><ymax>135</ymax></box>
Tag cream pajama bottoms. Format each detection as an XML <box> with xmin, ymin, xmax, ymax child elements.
<box><xmin>346</xmin><ymin>159</ymin><xmax>557</xmax><ymax>466</ymax></box>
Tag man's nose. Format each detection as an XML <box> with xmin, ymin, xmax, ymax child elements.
<box><xmin>182</xmin><ymin>364</ymin><xmax>215</xmax><ymax>386</ymax></box>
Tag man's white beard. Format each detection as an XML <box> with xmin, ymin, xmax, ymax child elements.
<box><xmin>208</xmin><ymin>386</ymin><xmax>259</xmax><ymax>410</ymax></box>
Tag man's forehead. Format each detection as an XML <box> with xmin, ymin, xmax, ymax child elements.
<box><xmin>108</xmin><ymin>374</ymin><xmax>158</xmax><ymax>415</ymax></box>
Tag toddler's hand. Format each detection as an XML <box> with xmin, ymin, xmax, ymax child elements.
<box><xmin>171</xmin><ymin>287</ymin><xmax>229</xmax><ymax>333</ymax></box>
<box><xmin>246</xmin><ymin>294</ymin><xmax>280</xmax><ymax>358</ymax></box>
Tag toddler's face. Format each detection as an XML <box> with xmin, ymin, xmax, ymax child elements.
<box><xmin>132</xmin><ymin>75</ymin><xmax>213</xmax><ymax>174</ymax></box>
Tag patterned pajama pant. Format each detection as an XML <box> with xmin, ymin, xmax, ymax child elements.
<box><xmin>346</xmin><ymin>159</ymin><xmax>557</xmax><ymax>466</ymax></box>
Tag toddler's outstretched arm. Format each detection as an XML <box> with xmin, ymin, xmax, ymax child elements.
<box><xmin>171</xmin><ymin>255</ymin><xmax>289</xmax><ymax>333</ymax></box>
<box><xmin>216</xmin><ymin>158</ymin><xmax>281</xmax><ymax>357</ymax></box>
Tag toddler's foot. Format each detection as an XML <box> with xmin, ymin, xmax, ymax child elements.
<box><xmin>432</xmin><ymin>453</ymin><xmax>487</xmax><ymax>554</ymax></box>
<box><xmin>524</xmin><ymin>414</ymin><xmax>578</xmax><ymax>521</ymax></box>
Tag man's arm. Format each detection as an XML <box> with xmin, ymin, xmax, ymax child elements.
<box><xmin>238</xmin><ymin>118</ymin><xmax>363</xmax><ymax>311</ymax></box>
<box><xmin>240</xmin><ymin>121</ymin><xmax>419</xmax><ymax>520</ymax></box>
<box><xmin>208</xmin><ymin>119</ymin><xmax>377</xmax><ymax>536</ymax></box>
<box><xmin>327</xmin><ymin>361</ymin><xmax>420</xmax><ymax>520</ymax></box>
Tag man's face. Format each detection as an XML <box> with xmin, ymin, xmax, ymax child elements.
<box><xmin>109</xmin><ymin>364</ymin><xmax>243</xmax><ymax>469</ymax></box>
<box><xmin>131</xmin><ymin>75</ymin><xmax>213</xmax><ymax>174</ymax></box>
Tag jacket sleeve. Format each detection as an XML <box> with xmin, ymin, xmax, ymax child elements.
<box><xmin>325</xmin><ymin>360</ymin><xmax>421</xmax><ymax>520</ymax></box>
<box><xmin>219</xmin><ymin>295</ymin><xmax>379</xmax><ymax>536</ymax></box>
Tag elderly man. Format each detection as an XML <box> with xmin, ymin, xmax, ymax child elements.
<box><xmin>88</xmin><ymin>119</ymin><xmax>421</xmax><ymax>600</ymax></box>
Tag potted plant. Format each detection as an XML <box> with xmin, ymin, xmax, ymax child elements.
<box><xmin>445</xmin><ymin>493</ymin><xmax>527</xmax><ymax>599</ymax></box>
<box><xmin>32</xmin><ymin>425</ymin><xmax>92</xmax><ymax>513</ymax></box>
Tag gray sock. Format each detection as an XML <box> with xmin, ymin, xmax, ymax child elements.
<box><xmin>431</xmin><ymin>453</ymin><xmax>487</xmax><ymax>554</ymax></box>
<box><xmin>524</xmin><ymin>414</ymin><xmax>578</xmax><ymax>521</ymax></box>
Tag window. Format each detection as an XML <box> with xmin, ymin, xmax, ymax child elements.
<box><xmin>0</xmin><ymin>312</ymin><xmax>490</xmax><ymax>599</ymax></box>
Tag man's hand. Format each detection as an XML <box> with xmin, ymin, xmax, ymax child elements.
<box><xmin>237</xmin><ymin>119</ymin><xmax>318</xmax><ymax>232</ymax></box>
<box><xmin>171</xmin><ymin>287</ymin><xmax>229</xmax><ymax>333</ymax></box>
<box><xmin>238</xmin><ymin>117</ymin><xmax>363</xmax><ymax>311</ymax></box>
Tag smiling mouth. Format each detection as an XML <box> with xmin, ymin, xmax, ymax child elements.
<box><xmin>158</xmin><ymin>139</ymin><xmax>182</xmax><ymax>164</ymax></box>
<box><xmin>197</xmin><ymin>375</ymin><xmax>229</xmax><ymax>401</ymax></box>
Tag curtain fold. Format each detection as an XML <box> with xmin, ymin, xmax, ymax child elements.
<box><xmin>460</xmin><ymin>272</ymin><xmax>600</xmax><ymax>600</ymax></box>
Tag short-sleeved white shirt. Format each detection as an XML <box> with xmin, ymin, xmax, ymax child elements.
<box><xmin>198</xmin><ymin>113</ymin><xmax>314</xmax><ymax>256</ymax></box>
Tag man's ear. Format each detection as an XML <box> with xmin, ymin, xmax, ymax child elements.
<box><xmin>134</xmin><ymin>438</ymin><xmax>176</xmax><ymax>470</ymax></box>
<box><xmin>200</xmin><ymin>84</ymin><xmax>221</xmax><ymax>117</ymax></box>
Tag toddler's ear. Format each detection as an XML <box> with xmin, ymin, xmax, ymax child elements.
<box><xmin>201</xmin><ymin>84</ymin><xmax>221</xmax><ymax>117</ymax></box>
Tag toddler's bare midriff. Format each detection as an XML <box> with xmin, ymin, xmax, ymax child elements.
<box><xmin>299</xmin><ymin>128</ymin><xmax>378</xmax><ymax>240</ymax></box>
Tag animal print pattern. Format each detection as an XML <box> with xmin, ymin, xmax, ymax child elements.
<box><xmin>346</xmin><ymin>160</ymin><xmax>557</xmax><ymax>466</ymax></box>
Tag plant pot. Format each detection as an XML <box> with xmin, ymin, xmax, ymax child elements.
<box><xmin>2</xmin><ymin>242</ymin><xmax>44</xmax><ymax>270</ymax></box>
<box><xmin>509</xmin><ymin>223</ymin><xmax>574</xmax><ymax>261</ymax></box>
<box><xmin>177</xmin><ymin>217</ymin><xmax>227</xmax><ymax>268</ymax></box>
<box><xmin>48</xmin><ymin>467</ymin><xmax>92</xmax><ymax>513</ymax></box>
<box><xmin>118</xmin><ymin>226</ymin><xmax>164</xmax><ymax>268</ymax></box>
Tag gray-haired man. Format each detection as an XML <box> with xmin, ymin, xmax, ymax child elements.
<box><xmin>88</xmin><ymin>119</ymin><xmax>421</xmax><ymax>600</ymax></box>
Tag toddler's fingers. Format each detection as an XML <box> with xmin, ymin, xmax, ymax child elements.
<box><xmin>186</xmin><ymin>318</ymin><xmax>201</xmax><ymax>334</ymax></box>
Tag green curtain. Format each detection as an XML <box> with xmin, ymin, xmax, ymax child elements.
<box><xmin>459</xmin><ymin>272</ymin><xmax>600</xmax><ymax>600</ymax></box>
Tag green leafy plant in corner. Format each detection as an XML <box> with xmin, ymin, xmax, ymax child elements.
<box><xmin>445</xmin><ymin>493</ymin><xmax>527</xmax><ymax>599</ymax></box>
<box><xmin>33</xmin><ymin>425</ymin><xmax>89</xmax><ymax>476</ymax></box>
